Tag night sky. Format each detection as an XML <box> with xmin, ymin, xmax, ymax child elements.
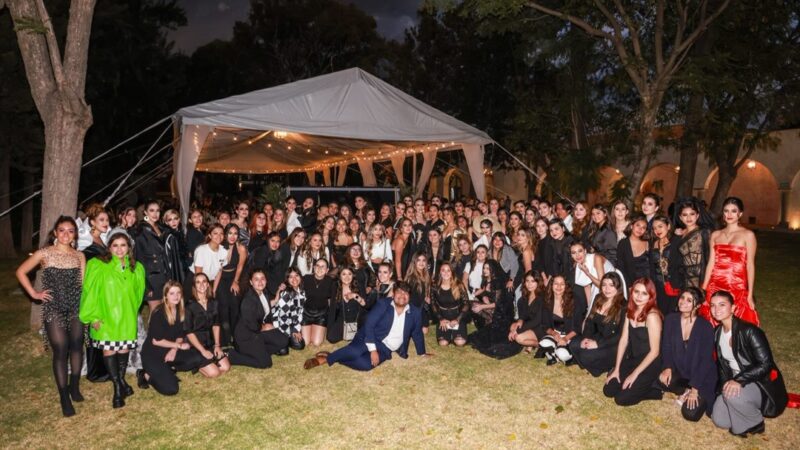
<box><xmin>169</xmin><ymin>0</ymin><xmax>422</xmax><ymax>53</ymax></box>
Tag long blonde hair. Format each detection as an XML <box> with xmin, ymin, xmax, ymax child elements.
<box><xmin>436</xmin><ymin>262</ymin><xmax>464</xmax><ymax>300</ymax></box>
<box><xmin>159</xmin><ymin>280</ymin><xmax>185</xmax><ymax>325</ymax></box>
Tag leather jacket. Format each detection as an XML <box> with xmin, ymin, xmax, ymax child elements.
<box><xmin>715</xmin><ymin>317</ymin><xmax>788</xmax><ymax>418</ymax></box>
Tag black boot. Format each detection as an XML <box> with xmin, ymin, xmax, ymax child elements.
<box><xmin>116</xmin><ymin>353</ymin><xmax>134</xmax><ymax>398</ymax></box>
<box><xmin>102</xmin><ymin>355</ymin><xmax>125</xmax><ymax>408</ymax></box>
<box><xmin>544</xmin><ymin>350</ymin><xmax>558</xmax><ymax>366</ymax></box>
<box><xmin>58</xmin><ymin>387</ymin><xmax>76</xmax><ymax>417</ymax></box>
<box><xmin>69</xmin><ymin>374</ymin><xmax>84</xmax><ymax>402</ymax></box>
<box><xmin>136</xmin><ymin>369</ymin><xmax>150</xmax><ymax>389</ymax></box>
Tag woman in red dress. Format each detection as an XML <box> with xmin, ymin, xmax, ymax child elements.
<box><xmin>701</xmin><ymin>197</ymin><xmax>759</xmax><ymax>326</ymax></box>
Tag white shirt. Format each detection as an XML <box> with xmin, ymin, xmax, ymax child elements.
<box><xmin>720</xmin><ymin>329</ymin><xmax>740</xmax><ymax>375</ymax></box>
<box><xmin>464</xmin><ymin>261</ymin><xmax>485</xmax><ymax>300</ymax></box>
<box><xmin>367</xmin><ymin>238</ymin><xmax>393</xmax><ymax>262</ymax></box>
<box><xmin>286</xmin><ymin>210</ymin><xmax>302</xmax><ymax>235</ymax></box>
<box><xmin>257</xmin><ymin>292</ymin><xmax>271</xmax><ymax>322</ymax></box>
<box><xmin>563</xmin><ymin>215</ymin><xmax>574</xmax><ymax>233</ymax></box>
<box><xmin>366</xmin><ymin>302</ymin><xmax>409</xmax><ymax>352</ymax></box>
<box><xmin>190</xmin><ymin>244</ymin><xmax>228</xmax><ymax>281</ymax></box>
<box><xmin>473</xmin><ymin>234</ymin><xmax>490</xmax><ymax>250</ymax></box>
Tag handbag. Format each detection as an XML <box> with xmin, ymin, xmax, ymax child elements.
<box><xmin>343</xmin><ymin>321</ymin><xmax>358</xmax><ymax>341</ymax></box>
<box><xmin>85</xmin><ymin>340</ymin><xmax>110</xmax><ymax>382</ymax></box>
<box><xmin>664</xmin><ymin>281</ymin><xmax>681</xmax><ymax>297</ymax></box>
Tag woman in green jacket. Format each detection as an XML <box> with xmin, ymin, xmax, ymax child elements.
<box><xmin>79</xmin><ymin>231</ymin><xmax>145</xmax><ymax>409</ymax></box>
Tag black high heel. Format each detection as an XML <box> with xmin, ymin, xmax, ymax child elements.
<box><xmin>58</xmin><ymin>387</ymin><xmax>76</xmax><ymax>417</ymax></box>
<box><xmin>69</xmin><ymin>374</ymin><xmax>84</xmax><ymax>402</ymax></box>
<box><xmin>136</xmin><ymin>369</ymin><xmax>149</xmax><ymax>389</ymax></box>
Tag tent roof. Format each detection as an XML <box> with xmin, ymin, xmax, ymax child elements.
<box><xmin>173</xmin><ymin>68</ymin><xmax>493</xmax><ymax>173</ymax></box>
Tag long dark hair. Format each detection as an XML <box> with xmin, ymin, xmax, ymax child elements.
<box><xmin>544</xmin><ymin>275</ymin><xmax>574</xmax><ymax>318</ymax></box>
<box><xmin>589</xmin><ymin>272</ymin><xmax>625</xmax><ymax>324</ymax></box>
<box><xmin>521</xmin><ymin>270</ymin><xmax>544</xmax><ymax>300</ymax></box>
<box><xmin>47</xmin><ymin>215</ymin><xmax>79</xmax><ymax>249</ymax></box>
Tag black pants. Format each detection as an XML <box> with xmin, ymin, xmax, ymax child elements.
<box><xmin>655</xmin><ymin>370</ymin><xmax>708</xmax><ymax>422</ymax></box>
<box><xmin>142</xmin><ymin>347</ymin><xmax>208</xmax><ymax>396</ymax></box>
<box><xmin>228</xmin><ymin>329</ymin><xmax>288</xmax><ymax>369</ymax></box>
<box><xmin>603</xmin><ymin>356</ymin><xmax>663</xmax><ymax>406</ymax></box>
<box><xmin>216</xmin><ymin>271</ymin><xmax>241</xmax><ymax>346</ymax></box>
<box><xmin>568</xmin><ymin>339</ymin><xmax>616</xmax><ymax>377</ymax></box>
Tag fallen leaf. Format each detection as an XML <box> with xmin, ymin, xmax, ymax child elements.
<box><xmin>539</xmin><ymin>422</ymin><xmax>549</xmax><ymax>429</ymax></box>
<box><xmin>508</xmin><ymin>433</ymin><xmax>517</xmax><ymax>441</ymax></box>
<box><xmin>555</xmin><ymin>405</ymin><xmax>565</xmax><ymax>414</ymax></box>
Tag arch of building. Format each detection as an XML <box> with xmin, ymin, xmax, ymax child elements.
<box><xmin>639</xmin><ymin>163</ymin><xmax>680</xmax><ymax>206</ymax></box>
<box><xmin>702</xmin><ymin>161</ymin><xmax>781</xmax><ymax>225</ymax></box>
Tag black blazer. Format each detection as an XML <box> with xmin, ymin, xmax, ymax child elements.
<box><xmin>714</xmin><ymin>317</ymin><xmax>788</xmax><ymax>418</ymax></box>
<box><xmin>234</xmin><ymin>290</ymin><xmax>271</xmax><ymax>346</ymax></box>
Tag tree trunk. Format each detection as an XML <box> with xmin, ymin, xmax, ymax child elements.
<box><xmin>674</xmin><ymin>31</ymin><xmax>714</xmax><ymax>201</ymax></box>
<box><xmin>709</xmin><ymin>159</ymin><xmax>738</xmax><ymax>215</ymax></box>
<box><xmin>37</xmin><ymin>103</ymin><xmax>91</xmax><ymax>247</ymax></box>
<box><xmin>675</xmin><ymin>91</ymin><xmax>704</xmax><ymax>200</ymax></box>
<box><xmin>628</xmin><ymin>104</ymin><xmax>658</xmax><ymax>203</ymax></box>
<box><xmin>0</xmin><ymin>149</ymin><xmax>17</xmax><ymax>258</ymax></box>
<box><xmin>20</xmin><ymin>169</ymin><xmax>35</xmax><ymax>252</ymax></box>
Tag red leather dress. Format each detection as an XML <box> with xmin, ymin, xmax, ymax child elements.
<box><xmin>699</xmin><ymin>244</ymin><xmax>759</xmax><ymax>326</ymax></box>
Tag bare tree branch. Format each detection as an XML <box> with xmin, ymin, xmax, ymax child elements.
<box><xmin>655</xmin><ymin>0</ymin><xmax>664</xmax><ymax>72</ymax></box>
<box><xmin>6</xmin><ymin>0</ymin><xmax>57</xmax><ymax>114</ymax></box>
<box><xmin>63</xmin><ymin>0</ymin><xmax>97</xmax><ymax>95</ymax></box>
<box><xmin>663</xmin><ymin>0</ymin><xmax>730</xmax><ymax>78</ymax></box>
<box><xmin>33</xmin><ymin>0</ymin><xmax>65</xmax><ymax>88</ymax></box>
<box><xmin>528</xmin><ymin>1</ymin><xmax>645</xmax><ymax>92</ymax></box>
<box><xmin>526</xmin><ymin>2</ymin><xmax>611</xmax><ymax>39</ymax></box>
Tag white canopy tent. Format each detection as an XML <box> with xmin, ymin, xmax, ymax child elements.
<box><xmin>172</xmin><ymin>67</ymin><xmax>494</xmax><ymax>220</ymax></box>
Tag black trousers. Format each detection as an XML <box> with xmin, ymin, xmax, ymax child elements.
<box><xmin>228</xmin><ymin>329</ymin><xmax>288</xmax><ymax>369</ymax></box>
<box><xmin>142</xmin><ymin>348</ymin><xmax>208</xmax><ymax>396</ymax></box>
<box><xmin>655</xmin><ymin>370</ymin><xmax>708</xmax><ymax>422</ymax></box>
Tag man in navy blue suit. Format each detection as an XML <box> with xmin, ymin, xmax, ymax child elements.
<box><xmin>304</xmin><ymin>282</ymin><xmax>431</xmax><ymax>371</ymax></box>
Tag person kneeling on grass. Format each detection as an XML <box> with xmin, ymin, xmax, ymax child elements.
<box><xmin>710</xmin><ymin>290</ymin><xmax>788</xmax><ymax>437</ymax></box>
<box><xmin>137</xmin><ymin>282</ymin><xmax>217</xmax><ymax>396</ymax></box>
<box><xmin>655</xmin><ymin>288</ymin><xmax>716</xmax><ymax>422</ymax></box>
<box><xmin>304</xmin><ymin>282</ymin><xmax>431</xmax><ymax>371</ymax></box>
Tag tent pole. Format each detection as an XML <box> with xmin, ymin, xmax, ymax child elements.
<box><xmin>412</xmin><ymin>152</ymin><xmax>417</xmax><ymax>193</ymax></box>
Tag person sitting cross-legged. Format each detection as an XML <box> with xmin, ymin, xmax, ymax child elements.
<box><xmin>303</xmin><ymin>282</ymin><xmax>432</xmax><ymax>371</ymax></box>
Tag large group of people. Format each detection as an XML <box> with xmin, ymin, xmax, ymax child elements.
<box><xmin>15</xmin><ymin>191</ymin><xmax>791</xmax><ymax>437</ymax></box>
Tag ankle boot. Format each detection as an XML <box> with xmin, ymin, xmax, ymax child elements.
<box><xmin>116</xmin><ymin>353</ymin><xmax>134</xmax><ymax>398</ymax></box>
<box><xmin>102</xmin><ymin>355</ymin><xmax>125</xmax><ymax>408</ymax></box>
<box><xmin>69</xmin><ymin>374</ymin><xmax>84</xmax><ymax>402</ymax></box>
<box><xmin>58</xmin><ymin>387</ymin><xmax>76</xmax><ymax>417</ymax></box>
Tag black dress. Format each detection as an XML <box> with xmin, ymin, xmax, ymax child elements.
<box><xmin>650</xmin><ymin>236</ymin><xmax>682</xmax><ymax>315</ymax></box>
<box><xmin>616</xmin><ymin>237</ymin><xmax>651</xmax><ymax>288</ymax></box>
<box><xmin>141</xmin><ymin>307</ymin><xmax>210</xmax><ymax>396</ymax></box>
<box><xmin>302</xmin><ymin>275</ymin><xmax>334</xmax><ymax>327</ymax></box>
<box><xmin>184</xmin><ymin>298</ymin><xmax>220</xmax><ymax>350</ymax></box>
<box><xmin>185</xmin><ymin>225</ymin><xmax>205</xmax><ymax>263</ymax></box>
<box><xmin>249</xmin><ymin>244</ymin><xmax>290</xmax><ymax>298</ymax></box>
<box><xmin>602</xmin><ymin>322</ymin><xmax>663</xmax><ymax>406</ymax></box>
<box><xmin>568</xmin><ymin>308</ymin><xmax>624</xmax><ymax>377</ymax></box>
<box><xmin>216</xmin><ymin>244</ymin><xmax>243</xmax><ymax>346</ymax></box>
<box><xmin>431</xmin><ymin>286</ymin><xmax>469</xmax><ymax>342</ymax></box>
<box><xmin>407</xmin><ymin>279</ymin><xmax>431</xmax><ymax>327</ymax></box>
<box><xmin>516</xmin><ymin>294</ymin><xmax>545</xmax><ymax>338</ymax></box>
<box><xmin>326</xmin><ymin>292</ymin><xmax>367</xmax><ymax>343</ymax></box>
<box><xmin>468</xmin><ymin>287</ymin><xmax>522</xmax><ymax>359</ymax></box>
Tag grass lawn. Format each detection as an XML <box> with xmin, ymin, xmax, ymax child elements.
<box><xmin>1</xmin><ymin>232</ymin><xmax>799</xmax><ymax>449</ymax></box>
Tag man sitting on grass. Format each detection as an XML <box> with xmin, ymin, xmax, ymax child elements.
<box><xmin>304</xmin><ymin>282</ymin><xmax>431</xmax><ymax>371</ymax></box>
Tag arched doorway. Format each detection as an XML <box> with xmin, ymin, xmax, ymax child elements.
<box><xmin>703</xmin><ymin>161</ymin><xmax>781</xmax><ymax>225</ymax></box>
<box><xmin>639</xmin><ymin>163</ymin><xmax>679</xmax><ymax>205</ymax></box>
<box><xmin>443</xmin><ymin>168</ymin><xmax>467</xmax><ymax>200</ymax></box>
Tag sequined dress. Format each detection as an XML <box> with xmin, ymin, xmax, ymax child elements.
<box><xmin>40</xmin><ymin>246</ymin><xmax>83</xmax><ymax>327</ymax></box>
